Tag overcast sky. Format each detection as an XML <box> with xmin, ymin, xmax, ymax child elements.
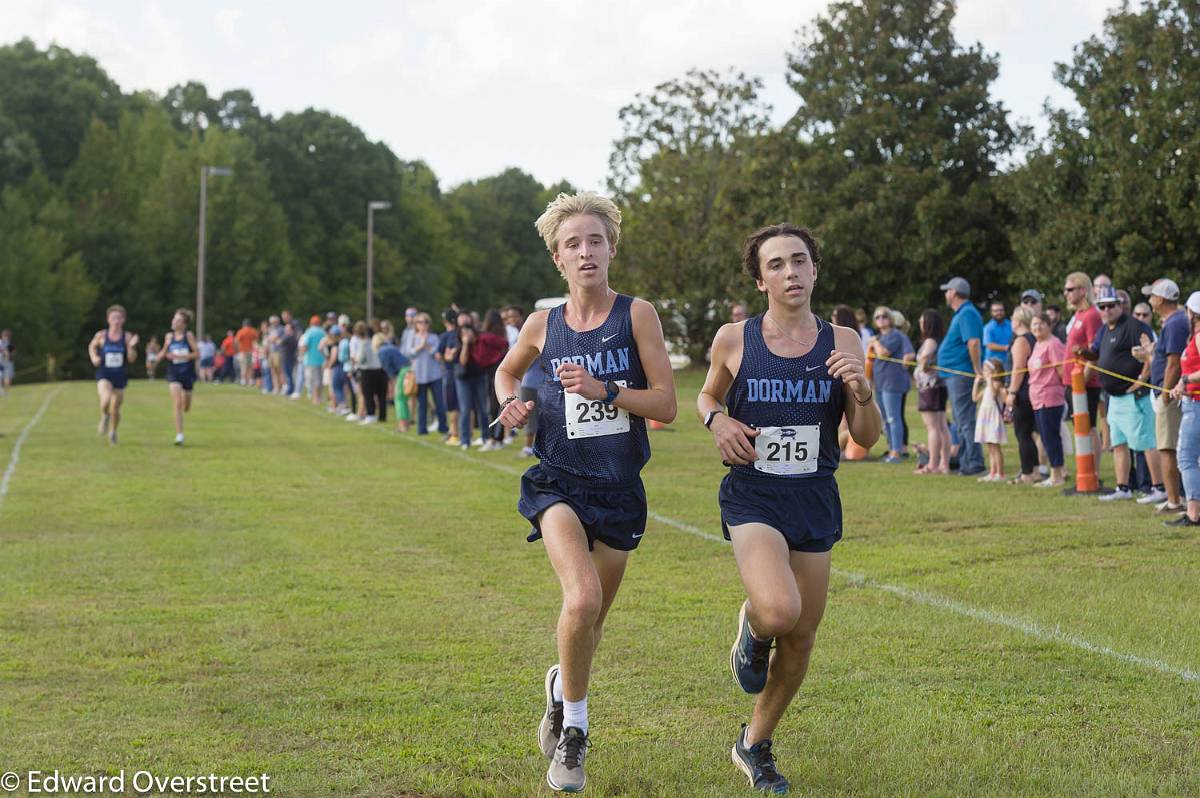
<box><xmin>4</xmin><ymin>0</ymin><xmax>1116</xmax><ymax>190</ymax></box>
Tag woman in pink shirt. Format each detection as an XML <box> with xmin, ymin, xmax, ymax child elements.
<box><xmin>1028</xmin><ymin>313</ymin><xmax>1068</xmax><ymax>487</ymax></box>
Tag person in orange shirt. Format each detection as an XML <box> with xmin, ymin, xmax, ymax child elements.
<box><xmin>235</xmin><ymin>319</ymin><xmax>259</xmax><ymax>386</ymax></box>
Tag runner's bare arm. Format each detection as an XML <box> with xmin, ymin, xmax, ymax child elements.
<box><xmin>126</xmin><ymin>332</ymin><xmax>140</xmax><ymax>363</ymax></box>
<box><xmin>698</xmin><ymin>322</ymin><xmax>759</xmax><ymax>465</ymax></box>
<box><xmin>494</xmin><ymin>310</ymin><xmax>548</xmax><ymax>430</ymax></box>
<box><xmin>186</xmin><ymin>332</ymin><xmax>200</xmax><ymax>361</ymax></box>
<box><xmin>829</xmin><ymin>324</ymin><xmax>882</xmax><ymax>449</ymax></box>
<box><xmin>87</xmin><ymin>332</ymin><xmax>103</xmax><ymax>367</ymax></box>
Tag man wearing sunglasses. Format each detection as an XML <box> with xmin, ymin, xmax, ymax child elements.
<box><xmin>1019</xmin><ymin>289</ymin><xmax>1043</xmax><ymax>316</ymax></box>
<box><xmin>1080</xmin><ymin>286</ymin><xmax>1165</xmax><ymax>503</ymax></box>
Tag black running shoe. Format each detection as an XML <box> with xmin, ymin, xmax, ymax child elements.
<box><xmin>538</xmin><ymin>664</ymin><xmax>564</xmax><ymax>758</ymax></box>
<box><xmin>730</xmin><ymin>601</ymin><xmax>772</xmax><ymax>694</ymax></box>
<box><xmin>732</xmin><ymin>724</ymin><xmax>790</xmax><ymax>794</ymax></box>
<box><xmin>1163</xmin><ymin>514</ymin><xmax>1200</xmax><ymax>527</ymax></box>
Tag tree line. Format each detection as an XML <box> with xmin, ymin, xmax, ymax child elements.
<box><xmin>2</xmin><ymin>0</ymin><xmax>1197</xmax><ymax>375</ymax></box>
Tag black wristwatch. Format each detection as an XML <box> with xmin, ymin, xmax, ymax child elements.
<box><xmin>704</xmin><ymin>409</ymin><xmax>723</xmax><ymax>428</ymax></box>
<box><xmin>603</xmin><ymin>380</ymin><xmax>620</xmax><ymax>404</ymax></box>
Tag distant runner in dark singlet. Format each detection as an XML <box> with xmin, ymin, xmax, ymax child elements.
<box><xmin>494</xmin><ymin>192</ymin><xmax>677</xmax><ymax>794</ymax></box>
<box><xmin>697</xmin><ymin>224</ymin><xmax>881</xmax><ymax>795</ymax></box>
<box><xmin>88</xmin><ymin>304</ymin><xmax>139</xmax><ymax>446</ymax></box>
<box><xmin>155</xmin><ymin>308</ymin><xmax>199</xmax><ymax>446</ymax></box>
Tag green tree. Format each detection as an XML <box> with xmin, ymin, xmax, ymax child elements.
<box><xmin>0</xmin><ymin>185</ymin><xmax>96</xmax><ymax>378</ymax></box>
<box><xmin>1004</xmin><ymin>0</ymin><xmax>1200</xmax><ymax>292</ymax></box>
<box><xmin>776</xmin><ymin>0</ymin><xmax>1024</xmax><ymax>316</ymax></box>
<box><xmin>447</xmin><ymin>168</ymin><xmax>569</xmax><ymax>311</ymax></box>
<box><xmin>609</xmin><ymin>69</ymin><xmax>773</xmax><ymax>361</ymax></box>
<box><xmin>0</xmin><ymin>39</ymin><xmax>127</xmax><ymax>182</ymax></box>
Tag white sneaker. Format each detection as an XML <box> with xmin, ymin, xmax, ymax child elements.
<box><xmin>290</xmin><ymin>392</ymin><xmax>301</xmax><ymax>400</ymax></box>
<box><xmin>1156</xmin><ymin>500</ymin><xmax>1186</xmax><ymax>514</ymax></box>
<box><xmin>359</xmin><ymin>416</ymin><xmax>377</xmax><ymax>425</ymax></box>
<box><xmin>1099</xmin><ymin>487</ymin><xmax>1132</xmax><ymax>502</ymax></box>
<box><xmin>472</xmin><ymin>437</ymin><xmax>487</xmax><ymax>447</ymax></box>
<box><xmin>521</xmin><ymin>446</ymin><xmax>535</xmax><ymax>458</ymax></box>
<box><xmin>336</xmin><ymin>407</ymin><xmax>350</xmax><ymax>416</ymax></box>
<box><xmin>1136</xmin><ymin>488</ymin><xmax>1168</xmax><ymax>505</ymax></box>
<box><xmin>480</xmin><ymin>440</ymin><xmax>497</xmax><ymax>452</ymax></box>
<box><xmin>346</xmin><ymin>414</ymin><xmax>359</xmax><ymax>422</ymax></box>
<box><xmin>174</xmin><ymin>433</ymin><xmax>184</xmax><ymax>446</ymax></box>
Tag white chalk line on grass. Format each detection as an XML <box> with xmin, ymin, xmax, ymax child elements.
<box><xmin>283</xmin><ymin>393</ymin><xmax>1200</xmax><ymax>685</ymax></box>
<box><xmin>0</xmin><ymin>386</ymin><xmax>64</xmax><ymax>511</ymax></box>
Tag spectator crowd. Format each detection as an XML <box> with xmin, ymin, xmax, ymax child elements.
<box><xmin>202</xmin><ymin>305</ymin><xmax>540</xmax><ymax>455</ymax></box>
<box><xmin>847</xmin><ymin>271</ymin><xmax>1200</xmax><ymax>527</ymax></box>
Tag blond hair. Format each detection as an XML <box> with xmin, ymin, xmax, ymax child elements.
<box><xmin>1011</xmin><ymin>305</ymin><xmax>1035</xmax><ymax>331</ymax></box>
<box><xmin>1065</xmin><ymin>271</ymin><xmax>1093</xmax><ymax>303</ymax></box>
<box><xmin>534</xmin><ymin>191</ymin><xmax>622</xmax><ymax>253</ymax></box>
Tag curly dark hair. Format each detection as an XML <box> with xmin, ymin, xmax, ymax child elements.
<box><xmin>742</xmin><ymin>223</ymin><xmax>822</xmax><ymax>281</ymax></box>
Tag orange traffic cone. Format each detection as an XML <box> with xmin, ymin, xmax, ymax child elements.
<box><xmin>1069</xmin><ymin>363</ymin><xmax>1100</xmax><ymax>493</ymax></box>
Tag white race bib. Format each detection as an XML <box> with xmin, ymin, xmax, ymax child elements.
<box><xmin>754</xmin><ymin>425</ymin><xmax>820</xmax><ymax>475</ymax></box>
<box><xmin>565</xmin><ymin>380</ymin><xmax>629</xmax><ymax>440</ymax></box>
<box><xmin>104</xmin><ymin>351</ymin><xmax>124</xmax><ymax>369</ymax></box>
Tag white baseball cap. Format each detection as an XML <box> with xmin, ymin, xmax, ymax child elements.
<box><xmin>1186</xmin><ymin>291</ymin><xmax>1200</xmax><ymax>315</ymax></box>
<box><xmin>1141</xmin><ymin>278</ymin><xmax>1180</xmax><ymax>301</ymax></box>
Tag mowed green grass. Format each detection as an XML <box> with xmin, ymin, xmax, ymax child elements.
<box><xmin>0</xmin><ymin>375</ymin><xmax>1197</xmax><ymax>797</ymax></box>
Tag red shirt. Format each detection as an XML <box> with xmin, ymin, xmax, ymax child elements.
<box><xmin>220</xmin><ymin>335</ymin><xmax>235</xmax><ymax>356</ymax></box>
<box><xmin>1065</xmin><ymin>305</ymin><xmax>1102</xmax><ymax>388</ymax></box>
<box><xmin>1181</xmin><ymin>334</ymin><xmax>1200</xmax><ymax>399</ymax></box>
<box><xmin>472</xmin><ymin>332</ymin><xmax>509</xmax><ymax>369</ymax></box>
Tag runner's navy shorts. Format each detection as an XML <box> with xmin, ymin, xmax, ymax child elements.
<box><xmin>519</xmin><ymin>463</ymin><xmax>647</xmax><ymax>552</ymax></box>
<box><xmin>719</xmin><ymin>471</ymin><xmax>842</xmax><ymax>553</ymax></box>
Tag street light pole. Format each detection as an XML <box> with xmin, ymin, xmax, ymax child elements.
<box><xmin>366</xmin><ymin>200</ymin><xmax>391</xmax><ymax>324</ymax></box>
<box><xmin>196</xmin><ymin>165</ymin><xmax>233</xmax><ymax>342</ymax></box>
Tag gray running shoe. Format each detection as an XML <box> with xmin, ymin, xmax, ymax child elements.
<box><xmin>546</xmin><ymin>726</ymin><xmax>588</xmax><ymax>793</ymax></box>
<box><xmin>730</xmin><ymin>601</ymin><xmax>772</xmax><ymax>694</ymax></box>
<box><xmin>732</xmin><ymin>724</ymin><xmax>790</xmax><ymax>794</ymax></box>
<box><xmin>538</xmin><ymin>664</ymin><xmax>563</xmax><ymax>758</ymax></box>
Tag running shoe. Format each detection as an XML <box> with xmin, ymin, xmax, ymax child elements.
<box><xmin>1156</xmin><ymin>501</ymin><xmax>1186</xmax><ymax>514</ymax></box>
<box><xmin>444</xmin><ymin>435</ymin><xmax>460</xmax><ymax>446</ymax></box>
<box><xmin>1163</xmin><ymin>514</ymin><xmax>1200</xmax><ymax>527</ymax></box>
<box><xmin>1136</xmin><ymin>488</ymin><xmax>1168</xmax><ymax>505</ymax></box>
<box><xmin>730</xmin><ymin>601</ymin><xmax>772</xmax><ymax>694</ymax></box>
<box><xmin>108</xmin><ymin>431</ymin><xmax>118</xmax><ymax>446</ymax></box>
<box><xmin>538</xmin><ymin>664</ymin><xmax>564</xmax><ymax>759</ymax></box>
<box><xmin>1099</xmin><ymin>487</ymin><xmax>1132</xmax><ymax>502</ymax></box>
<box><xmin>174</xmin><ymin>433</ymin><xmax>184</xmax><ymax>446</ymax></box>
<box><xmin>359</xmin><ymin>416</ymin><xmax>377</xmax><ymax>425</ymax></box>
<box><xmin>521</xmin><ymin>446</ymin><xmax>535</xmax><ymax>458</ymax></box>
<box><xmin>732</xmin><ymin>724</ymin><xmax>790</xmax><ymax>794</ymax></box>
<box><xmin>546</xmin><ymin>726</ymin><xmax>588</xmax><ymax>793</ymax></box>
<box><xmin>345</xmin><ymin>414</ymin><xmax>359</xmax><ymax>422</ymax></box>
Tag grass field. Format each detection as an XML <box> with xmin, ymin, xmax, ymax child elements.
<box><xmin>0</xmin><ymin>374</ymin><xmax>1197</xmax><ymax>797</ymax></box>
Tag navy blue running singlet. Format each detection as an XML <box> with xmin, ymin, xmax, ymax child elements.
<box><xmin>534</xmin><ymin>293</ymin><xmax>650</xmax><ymax>484</ymax></box>
<box><xmin>166</xmin><ymin>334</ymin><xmax>195</xmax><ymax>383</ymax></box>
<box><xmin>96</xmin><ymin>332</ymin><xmax>128</xmax><ymax>385</ymax></box>
<box><xmin>725</xmin><ymin>315</ymin><xmax>844</xmax><ymax>480</ymax></box>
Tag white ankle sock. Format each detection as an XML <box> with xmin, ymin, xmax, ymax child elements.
<box><xmin>563</xmin><ymin>696</ymin><xmax>588</xmax><ymax>734</ymax></box>
<box><xmin>552</xmin><ymin>666</ymin><xmax>564</xmax><ymax>703</ymax></box>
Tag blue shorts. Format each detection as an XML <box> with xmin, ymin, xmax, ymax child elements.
<box><xmin>96</xmin><ymin>369</ymin><xmax>128</xmax><ymax>390</ymax></box>
<box><xmin>519</xmin><ymin>463</ymin><xmax>647</xmax><ymax>551</ymax></box>
<box><xmin>719</xmin><ymin>472</ymin><xmax>842</xmax><ymax>553</ymax></box>
<box><xmin>168</xmin><ymin>370</ymin><xmax>196</xmax><ymax>391</ymax></box>
<box><xmin>199</xmin><ymin>357</ymin><xmax>214</xmax><ymax>368</ymax></box>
